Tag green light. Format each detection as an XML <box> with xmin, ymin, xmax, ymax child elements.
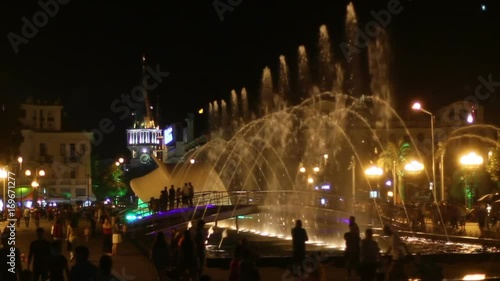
<box><xmin>126</xmin><ymin>214</ymin><xmax>137</xmax><ymax>221</ymax></box>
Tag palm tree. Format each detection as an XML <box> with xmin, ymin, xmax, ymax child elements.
<box><xmin>377</xmin><ymin>140</ymin><xmax>413</xmax><ymax>202</ymax></box>
<box><xmin>486</xmin><ymin>147</ymin><xmax>500</xmax><ymax>189</ymax></box>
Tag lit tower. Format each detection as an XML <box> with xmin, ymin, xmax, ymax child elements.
<box><xmin>127</xmin><ymin>54</ymin><xmax>163</xmax><ymax>167</ymax></box>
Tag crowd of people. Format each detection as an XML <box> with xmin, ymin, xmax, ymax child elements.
<box><xmin>150</xmin><ymin>219</ymin><xmax>214</xmax><ymax>281</ymax></box>
<box><xmin>291</xmin><ymin>216</ymin><xmax>443</xmax><ymax>281</ymax></box>
<box><xmin>150</xmin><ymin>183</ymin><xmax>196</xmax><ymax>214</ymax></box>
<box><xmin>0</xmin><ymin>203</ymin><xmax>126</xmax><ymax>281</ymax></box>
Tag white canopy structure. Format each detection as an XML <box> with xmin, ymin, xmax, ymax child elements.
<box><xmin>130</xmin><ymin>156</ymin><xmax>227</xmax><ymax>202</ymax></box>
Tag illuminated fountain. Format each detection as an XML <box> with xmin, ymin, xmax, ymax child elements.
<box><xmin>130</xmin><ymin>2</ymin><xmax>499</xmax><ymax>255</ymax></box>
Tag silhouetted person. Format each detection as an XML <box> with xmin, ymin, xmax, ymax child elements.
<box><xmin>349</xmin><ymin>216</ymin><xmax>360</xmax><ymax>236</ymax></box>
<box><xmin>69</xmin><ymin>246</ymin><xmax>98</xmax><ymax>281</ymax></box>
<box><xmin>188</xmin><ymin>182</ymin><xmax>195</xmax><ymax>207</ymax></box>
<box><xmin>194</xmin><ymin>220</ymin><xmax>207</xmax><ymax>275</ymax></box>
<box><xmin>29</xmin><ymin>227</ymin><xmax>51</xmax><ymax>281</ymax></box>
<box><xmin>151</xmin><ymin>231</ymin><xmax>169</xmax><ymax>281</ymax></box>
<box><xmin>160</xmin><ymin>187</ymin><xmax>168</xmax><ymax>211</ymax></box>
<box><xmin>291</xmin><ymin>219</ymin><xmax>309</xmax><ymax>263</ymax></box>
<box><xmin>97</xmin><ymin>255</ymin><xmax>118</xmax><ymax>281</ymax></box>
<box><xmin>169</xmin><ymin>185</ymin><xmax>176</xmax><ymax>210</ymax></box>
<box><xmin>182</xmin><ymin>183</ymin><xmax>189</xmax><ymax>207</ymax></box>
<box><xmin>359</xmin><ymin>229</ymin><xmax>380</xmax><ymax>281</ymax></box>
<box><xmin>176</xmin><ymin>188</ymin><xmax>182</xmax><ymax>208</ymax></box>
<box><xmin>344</xmin><ymin>223</ymin><xmax>361</xmax><ymax>279</ymax></box>
<box><xmin>48</xmin><ymin>240</ymin><xmax>70</xmax><ymax>281</ymax></box>
<box><xmin>240</xmin><ymin>248</ymin><xmax>261</xmax><ymax>281</ymax></box>
<box><xmin>179</xmin><ymin>230</ymin><xmax>197</xmax><ymax>280</ymax></box>
<box><xmin>383</xmin><ymin>225</ymin><xmax>409</xmax><ymax>281</ymax></box>
<box><xmin>170</xmin><ymin>228</ymin><xmax>180</xmax><ymax>267</ymax></box>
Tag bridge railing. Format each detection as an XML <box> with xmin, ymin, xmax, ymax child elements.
<box><xmin>143</xmin><ymin>190</ymin><xmax>349</xmax><ymax>215</ymax></box>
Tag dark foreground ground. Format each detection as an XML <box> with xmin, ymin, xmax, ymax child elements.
<box><xmin>4</xmin><ymin>218</ymin><xmax>500</xmax><ymax>281</ymax></box>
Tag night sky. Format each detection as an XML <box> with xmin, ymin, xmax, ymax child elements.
<box><xmin>1</xmin><ymin>0</ymin><xmax>499</xmax><ymax>158</ymax></box>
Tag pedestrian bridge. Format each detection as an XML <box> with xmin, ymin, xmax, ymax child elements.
<box><xmin>124</xmin><ymin>190</ymin><xmax>368</xmax><ymax>235</ymax></box>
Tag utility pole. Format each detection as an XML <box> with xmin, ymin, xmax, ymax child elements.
<box><xmin>351</xmin><ymin>156</ymin><xmax>356</xmax><ymax>210</ymax></box>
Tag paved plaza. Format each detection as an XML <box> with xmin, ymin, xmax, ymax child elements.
<box><xmin>3</xmin><ymin>217</ymin><xmax>500</xmax><ymax>280</ymax></box>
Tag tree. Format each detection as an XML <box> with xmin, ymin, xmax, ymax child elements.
<box><xmin>486</xmin><ymin>147</ymin><xmax>500</xmax><ymax>189</ymax></box>
<box><xmin>92</xmin><ymin>159</ymin><xmax>127</xmax><ymax>200</ymax></box>
<box><xmin>377</xmin><ymin>140</ymin><xmax>413</xmax><ymax>201</ymax></box>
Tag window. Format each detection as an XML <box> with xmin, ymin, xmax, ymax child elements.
<box><xmin>70</xmin><ymin>143</ymin><xmax>76</xmax><ymax>155</ymax></box>
<box><xmin>60</xmin><ymin>144</ymin><xmax>65</xmax><ymax>156</ymax></box>
<box><xmin>76</xmin><ymin>188</ymin><xmax>86</xmax><ymax>197</ymax></box>
<box><xmin>80</xmin><ymin>143</ymin><xmax>87</xmax><ymax>155</ymax></box>
<box><xmin>70</xmin><ymin>169</ymin><xmax>76</xmax><ymax>178</ymax></box>
<box><xmin>39</xmin><ymin>143</ymin><xmax>47</xmax><ymax>156</ymax></box>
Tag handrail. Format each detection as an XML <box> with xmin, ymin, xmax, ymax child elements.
<box><xmin>139</xmin><ymin>190</ymin><xmax>348</xmax><ymax>217</ymax></box>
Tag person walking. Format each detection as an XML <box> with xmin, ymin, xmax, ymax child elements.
<box><xmin>151</xmin><ymin>231</ymin><xmax>169</xmax><ymax>281</ymax></box>
<box><xmin>67</xmin><ymin>220</ymin><xmax>79</xmax><ymax>261</ymax></box>
<box><xmin>15</xmin><ymin>207</ymin><xmax>22</xmax><ymax>228</ymax></box>
<box><xmin>23</xmin><ymin>207</ymin><xmax>31</xmax><ymax>228</ymax></box>
<box><xmin>359</xmin><ymin>229</ymin><xmax>380</xmax><ymax>281</ymax></box>
<box><xmin>51</xmin><ymin>218</ymin><xmax>65</xmax><ymax>241</ymax></box>
<box><xmin>28</xmin><ymin>227</ymin><xmax>51</xmax><ymax>281</ymax></box>
<box><xmin>383</xmin><ymin>225</ymin><xmax>410</xmax><ymax>281</ymax></box>
<box><xmin>111</xmin><ymin>216</ymin><xmax>122</xmax><ymax>256</ymax></box>
<box><xmin>291</xmin><ymin>219</ymin><xmax>309</xmax><ymax>264</ymax></box>
<box><xmin>102</xmin><ymin>217</ymin><xmax>113</xmax><ymax>256</ymax></box>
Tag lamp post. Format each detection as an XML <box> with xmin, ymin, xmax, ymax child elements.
<box><xmin>350</xmin><ymin>156</ymin><xmax>356</xmax><ymax>209</ymax></box>
<box><xmin>17</xmin><ymin>157</ymin><xmax>23</xmax><ymax>207</ymax></box>
<box><xmin>412</xmin><ymin>102</ymin><xmax>438</xmax><ymax>201</ymax></box>
<box><xmin>459</xmin><ymin>152</ymin><xmax>483</xmax><ymax>209</ymax></box>
<box><xmin>365</xmin><ymin>165</ymin><xmax>383</xmax><ymax>198</ymax></box>
<box><xmin>403</xmin><ymin>160</ymin><xmax>424</xmax><ymax>201</ymax></box>
<box><xmin>25</xmin><ymin>168</ymin><xmax>45</xmax><ymax>208</ymax></box>
<box><xmin>0</xmin><ymin>168</ymin><xmax>7</xmax><ymax>214</ymax></box>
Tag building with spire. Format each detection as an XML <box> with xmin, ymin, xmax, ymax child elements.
<box><xmin>127</xmin><ymin>54</ymin><xmax>164</xmax><ymax>167</ymax></box>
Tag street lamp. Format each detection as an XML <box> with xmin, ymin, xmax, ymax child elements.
<box><xmin>412</xmin><ymin>102</ymin><xmax>438</xmax><ymax>201</ymax></box>
<box><xmin>404</xmin><ymin>160</ymin><xmax>425</xmax><ymax>174</ymax></box>
<box><xmin>25</xmin><ymin>168</ymin><xmax>45</xmax><ymax>208</ymax></box>
<box><xmin>0</xmin><ymin>168</ymin><xmax>7</xmax><ymax>213</ymax></box>
<box><xmin>401</xmin><ymin>160</ymin><xmax>424</xmax><ymax>202</ymax></box>
<box><xmin>364</xmin><ymin>165</ymin><xmax>383</xmax><ymax>177</ymax></box>
<box><xmin>18</xmin><ymin>157</ymin><xmax>23</xmax><ymax>207</ymax></box>
<box><xmin>365</xmin><ymin>165</ymin><xmax>383</xmax><ymax>201</ymax></box>
<box><xmin>299</xmin><ymin>167</ymin><xmax>306</xmax><ymax>173</ymax></box>
<box><xmin>460</xmin><ymin>152</ymin><xmax>483</xmax><ymax>209</ymax></box>
<box><xmin>118</xmin><ymin>158</ymin><xmax>124</xmax><ymax>164</ymax></box>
